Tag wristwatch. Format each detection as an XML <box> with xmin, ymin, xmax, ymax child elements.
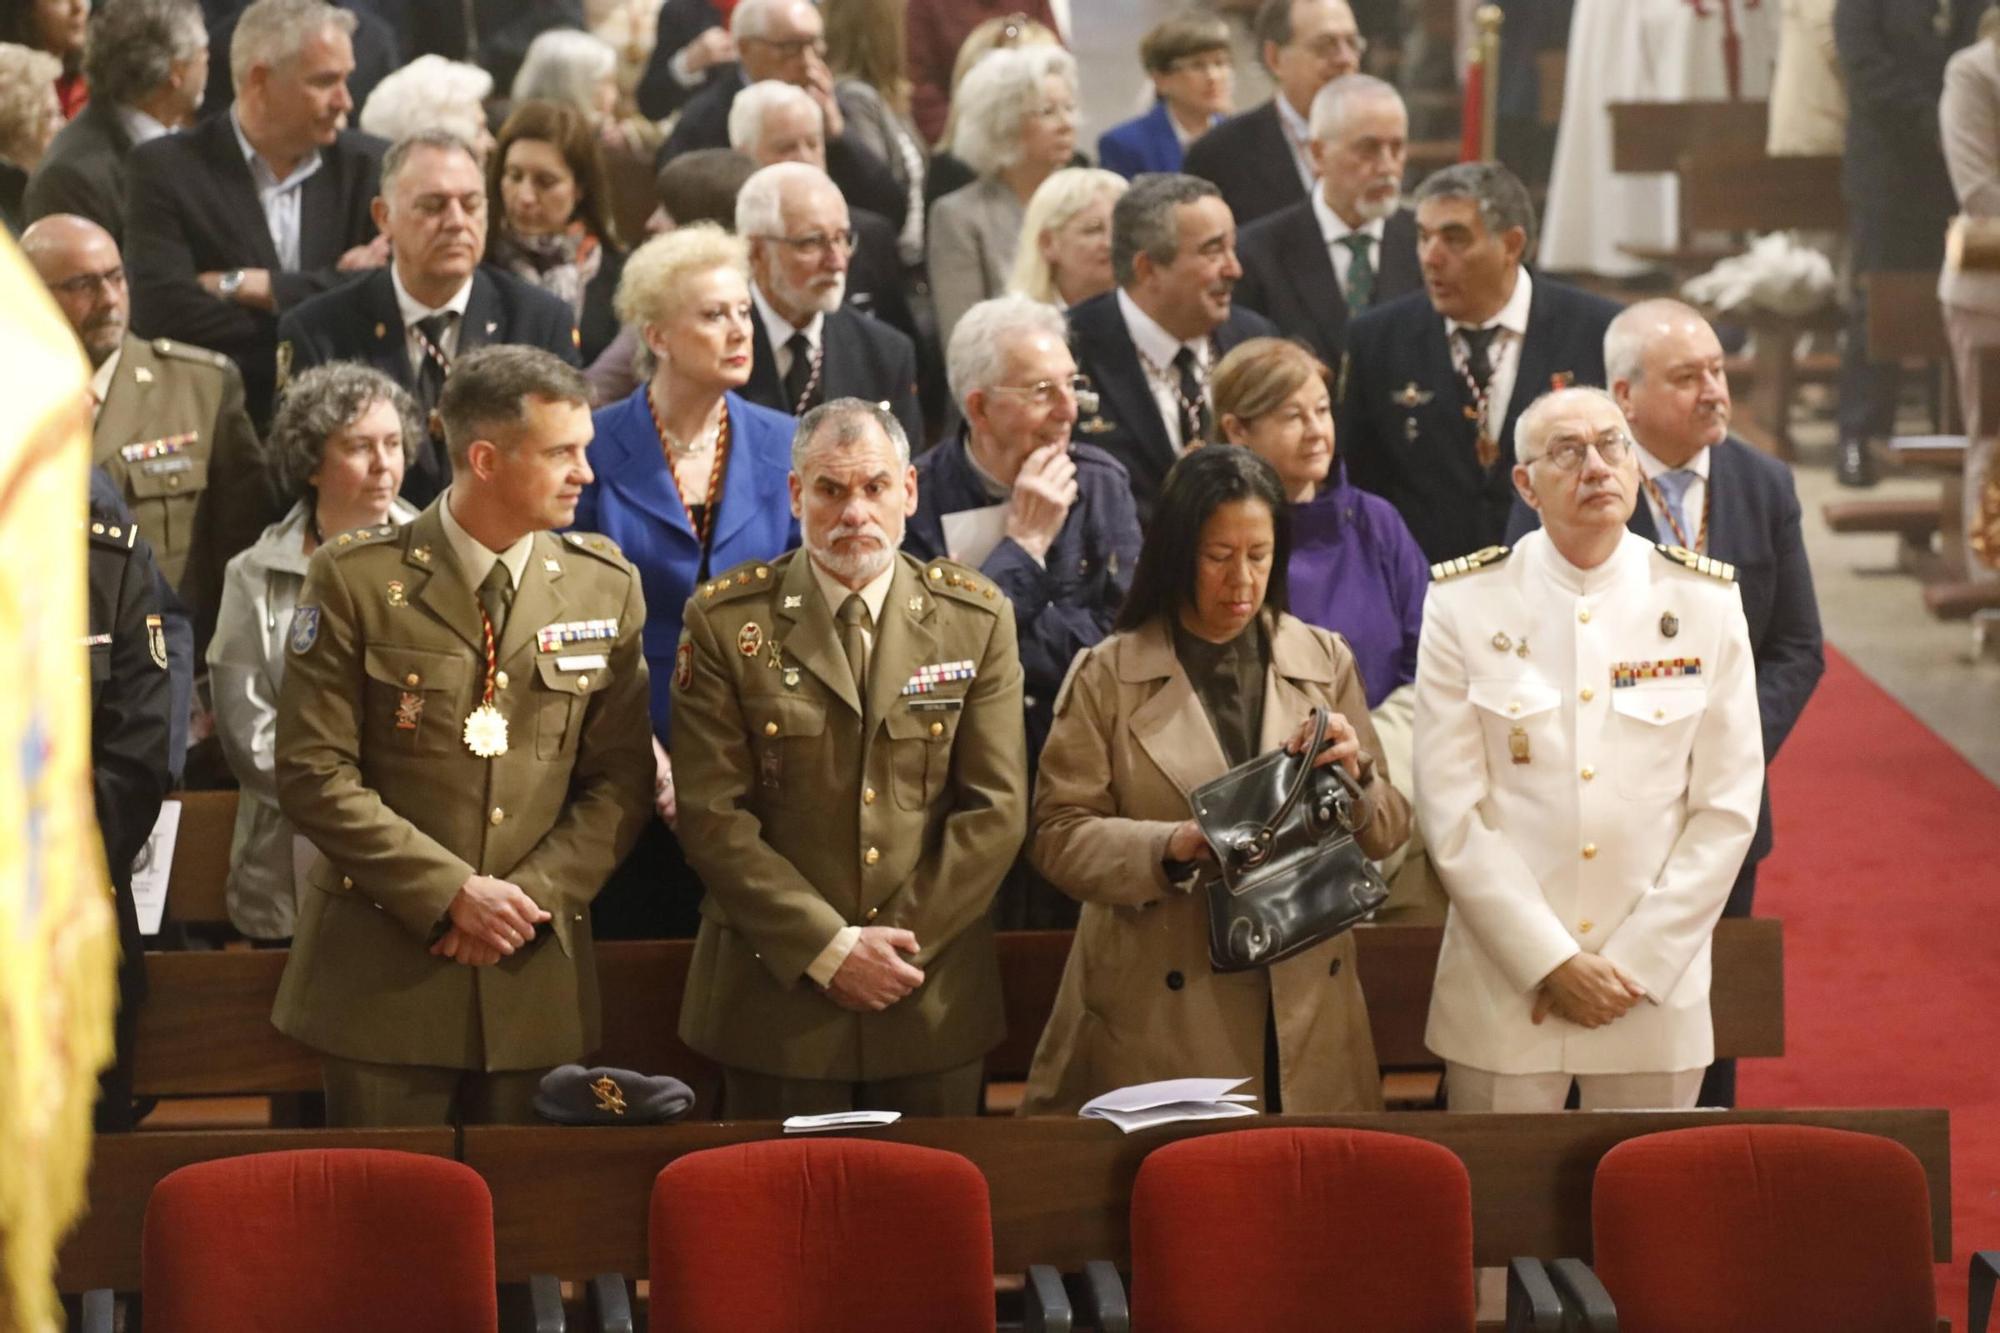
<box><xmin>216</xmin><ymin>268</ymin><xmax>246</xmax><ymax>300</ymax></box>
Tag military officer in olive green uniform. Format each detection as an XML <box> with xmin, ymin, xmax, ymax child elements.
<box><xmin>274</xmin><ymin>346</ymin><xmax>654</xmax><ymax>1127</ymax></box>
<box><xmin>673</xmin><ymin>398</ymin><xmax>1028</xmax><ymax>1118</ymax></box>
<box><xmin>25</xmin><ymin>215</ymin><xmax>274</xmax><ymax>647</ymax></box>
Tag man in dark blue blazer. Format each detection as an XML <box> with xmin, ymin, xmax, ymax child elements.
<box><xmin>1067</xmin><ymin>174</ymin><xmax>1278</xmax><ymax>528</ymax></box>
<box><xmin>1506</xmin><ymin>300</ymin><xmax>1824</xmax><ymax>1106</ymax></box>
<box><xmin>735</xmin><ymin>164</ymin><xmax>924</xmax><ymax>448</ymax></box>
<box><xmin>1234</xmin><ymin>74</ymin><xmax>1421</xmax><ymax>367</ymax></box>
<box><xmin>1182</xmin><ymin>0</ymin><xmax>1364</xmax><ymax>227</ymax></box>
<box><xmin>1339</xmin><ymin>162</ymin><xmax>1619</xmax><ymax>562</ymax></box>
<box><xmin>1098</xmin><ymin>12</ymin><xmax>1234</xmax><ymax>180</ymax></box>
<box><xmin>278</xmin><ymin>133</ymin><xmax>580</xmax><ymax>507</ymax></box>
<box><xmin>637</xmin><ymin>0</ymin><xmax>731</xmax><ymax>121</ymax></box>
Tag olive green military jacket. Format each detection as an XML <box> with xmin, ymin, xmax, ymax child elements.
<box><xmin>94</xmin><ymin>334</ymin><xmax>274</xmax><ymax>638</ymax></box>
<box><xmin>272</xmin><ymin>502</ymin><xmax>654</xmax><ymax>1070</ymax></box>
<box><xmin>672</xmin><ymin>549</ymin><xmax>1028</xmax><ymax>1083</ymax></box>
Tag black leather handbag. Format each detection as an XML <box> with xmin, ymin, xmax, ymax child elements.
<box><xmin>1189</xmin><ymin>706</ymin><xmax>1389</xmax><ymax>972</ymax></box>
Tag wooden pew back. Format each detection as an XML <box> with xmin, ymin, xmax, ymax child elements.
<box><xmin>163</xmin><ymin>790</ymin><xmax>236</xmax><ymax>926</ymax></box>
<box><xmin>1609</xmin><ymin>101</ymin><xmax>1768</xmax><ymax>174</ymax></box>
<box><xmin>1678</xmin><ymin>149</ymin><xmax>1845</xmax><ymax>235</ymax></box>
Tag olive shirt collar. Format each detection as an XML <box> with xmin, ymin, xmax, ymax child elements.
<box><xmin>439</xmin><ymin>486</ymin><xmax>534</xmax><ymax>592</ymax></box>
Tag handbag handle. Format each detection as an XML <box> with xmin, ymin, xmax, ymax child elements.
<box><xmin>1230</xmin><ymin>706</ymin><xmax>1332</xmax><ymax>870</ymax></box>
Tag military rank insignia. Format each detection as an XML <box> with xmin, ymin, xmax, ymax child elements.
<box><xmin>145</xmin><ymin>614</ymin><xmax>167</xmax><ymax>669</ymax></box>
<box><xmin>901</xmin><ymin>659</ymin><xmax>976</xmax><ymax>695</ymax></box>
<box><xmin>1611</xmin><ymin>658</ymin><xmax>1702</xmax><ymax>688</ymax></box>
<box><xmin>675</xmin><ymin>640</ymin><xmax>693</xmax><ymax>691</ymax></box>
<box><xmin>289</xmin><ymin>606</ymin><xmax>320</xmax><ymax>654</ymax></box>
<box><xmin>395</xmin><ymin>691</ymin><xmax>424</xmax><ymax>730</ymax></box>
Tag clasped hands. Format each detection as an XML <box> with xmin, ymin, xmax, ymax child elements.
<box><xmin>1532</xmin><ymin>953</ymin><xmax>1648</xmax><ymax>1028</ymax></box>
<box><xmin>825</xmin><ymin>926</ymin><xmax>925</xmax><ymax>1013</ymax></box>
<box><xmin>431</xmin><ymin>873</ymin><xmax>551</xmax><ymax>966</ymax></box>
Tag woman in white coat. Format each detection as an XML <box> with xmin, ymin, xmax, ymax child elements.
<box><xmin>206</xmin><ymin>365</ymin><xmax>419</xmax><ymax>940</ymax></box>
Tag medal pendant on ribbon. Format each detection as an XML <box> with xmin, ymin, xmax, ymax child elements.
<box><xmin>464</xmin><ymin>703</ymin><xmax>509</xmax><ymax>757</ymax></box>
<box><xmin>1475</xmin><ymin>431</ymin><xmax>1500</xmax><ymax>469</ymax></box>
<box><xmin>1508</xmin><ymin>724</ymin><xmax>1530</xmax><ymax>765</ymax></box>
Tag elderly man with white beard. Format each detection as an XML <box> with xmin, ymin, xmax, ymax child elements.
<box><xmin>732</xmin><ymin>160</ymin><xmax>924</xmax><ymax>448</ymax></box>
<box><xmin>671</xmin><ymin>398</ymin><xmax>1027</xmax><ymax>1117</ymax></box>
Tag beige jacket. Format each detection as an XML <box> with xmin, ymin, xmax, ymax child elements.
<box><xmin>1019</xmin><ymin>612</ymin><xmax>1409</xmax><ymax>1116</ymax></box>
<box><xmin>1768</xmin><ymin>0</ymin><xmax>1847</xmax><ymax>157</ymax></box>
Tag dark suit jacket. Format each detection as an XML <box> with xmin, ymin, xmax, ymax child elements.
<box><xmin>1099</xmin><ymin>101</ymin><xmax>1217</xmax><ymax>180</ymax></box>
<box><xmin>124</xmin><ymin>116</ymin><xmax>386</xmax><ymax>422</ymax></box>
<box><xmin>25</xmin><ymin>100</ymin><xmax>135</xmax><ymax>242</ymax></box>
<box><xmin>1506</xmin><ymin>436</ymin><xmax>1824</xmax><ymax>864</ymax></box>
<box><xmin>637</xmin><ymin>0</ymin><xmax>727</xmax><ymax>120</ymax></box>
<box><xmin>1065</xmin><ymin>291</ymin><xmax>1279</xmax><ymax>527</ymax></box>
<box><xmin>742</xmin><ymin>300</ymin><xmax>924</xmax><ymax>449</ymax></box>
<box><xmin>659</xmin><ymin>67</ymin><xmax>910</xmax><ymax>230</ymax></box>
<box><xmin>579</xmin><ymin>245</ymin><xmax>626</xmax><ymax>366</ymax></box>
<box><xmin>277</xmin><ymin>264</ymin><xmax>582</xmax><ymax>506</ymax></box>
<box><xmin>1235</xmin><ymin>203</ymin><xmax>1422</xmax><ymax>366</ymax></box>
<box><xmin>845</xmin><ymin>206</ymin><xmax>919</xmax><ymax>344</ymax></box>
<box><xmin>1338</xmin><ymin>275</ymin><xmax>1620</xmax><ymax>562</ymax></box>
<box><xmin>1181</xmin><ymin>99</ymin><xmax>1305</xmax><ymax>227</ymax></box>
<box><xmin>1833</xmin><ymin>0</ymin><xmax>1982</xmax><ymax>227</ymax></box>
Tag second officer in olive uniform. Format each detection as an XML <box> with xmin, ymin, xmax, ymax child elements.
<box><xmin>673</xmin><ymin>399</ymin><xmax>1029</xmax><ymax>1118</ymax></box>
<box><xmin>274</xmin><ymin>347</ymin><xmax>654</xmax><ymax>1126</ymax></box>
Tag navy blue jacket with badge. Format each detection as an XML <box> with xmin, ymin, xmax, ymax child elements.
<box><xmin>904</xmin><ymin>431</ymin><xmax>1142</xmax><ymax>765</ymax></box>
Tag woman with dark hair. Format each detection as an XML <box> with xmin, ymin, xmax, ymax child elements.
<box><xmin>1018</xmin><ymin>445</ymin><xmax>1410</xmax><ymax>1117</ymax></box>
<box><xmin>1</xmin><ymin>0</ymin><xmax>87</xmax><ymax>119</ymax></box>
<box><xmin>206</xmin><ymin>364</ymin><xmax>420</xmax><ymax>941</ymax></box>
<box><xmin>490</xmin><ymin>98</ymin><xmax>628</xmax><ymax>364</ymax></box>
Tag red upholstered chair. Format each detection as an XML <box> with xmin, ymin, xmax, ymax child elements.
<box><xmin>1592</xmin><ymin>1124</ymin><xmax>1937</xmax><ymax>1333</ymax></box>
<box><xmin>649</xmin><ymin>1138</ymin><xmax>999</xmax><ymax>1333</ymax></box>
<box><xmin>1127</xmin><ymin>1126</ymin><xmax>1477</xmax><ymax>1333</ymax></box>
<box><xmin>140</xmin><ymin>1148</ymin><xmax>499</xmax><ymax>1333</ymax></box>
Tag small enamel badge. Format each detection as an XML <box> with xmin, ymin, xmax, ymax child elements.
<box><xmin>289</xmin><ymin>606</ymin><xmax>319</xmax><ymax>654</ymax></box>
<box><xmin>1660</xmin><ymin>611</ymin><xmax>1680</xmax><ymax>638</ymax></box>
<box><xmin>738</xmin><ymin>622</ymin><xmax>764</xmax><ymax>657</ymax></box>
<box><xmin>1392</xmin><ymin>382</ymin><xmax>1435</xmax><ymax>408</ymax></box>
<box><xmin>675</xmin><ymin>640</ymin><xmax>693</xmax><ymax>690</ymax></box>
<box><xmin>395</xmin><ymin>690</ymin><xmax>424</xmax><ymax>730</ymax></box>
<box><xmin>385</xmin><ymin>579</ymin><xmax>406</xmax><ymax>608</ymax></box>
<box><xmin>783</xmin><ymin>594</ymin><xmax>803</xmax><ymax>609</ymax></box>
<box><xmin>1509</xmin><ymin>725</ymin><xmax>1531</xmax><ymax>765</ymax></box>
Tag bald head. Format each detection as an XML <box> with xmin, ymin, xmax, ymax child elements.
<box><xmin>23</xmin><ymin>215</ymin><xmax>129</xmax><ymax>366</ymax></box>
<box><xmin>1605</xmin><ymin>298</ymin><xmax>1731</xmax><ymax>465</ymax></box>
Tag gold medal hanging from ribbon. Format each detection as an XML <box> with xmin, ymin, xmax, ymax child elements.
<box><xmin>464</xmin><ymin>603</ymin><xmax>509</xmax><ymax>757</ymax></box>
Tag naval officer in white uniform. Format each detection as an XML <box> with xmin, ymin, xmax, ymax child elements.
<box><xmin>1415</xmin><ymin>385</ymin><xmax>1763</xmax><ymax>1112</ymax></box>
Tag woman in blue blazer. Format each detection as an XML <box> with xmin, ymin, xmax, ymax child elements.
<box><xmin>1097</xmin><ymin>13</ymin><xmax>1234</xmax><ymax>179</ymax></box>
<box><xmin>572</xmin><ymin>224</ymin><xmax>799</xmax><ymax>936</ymax></box>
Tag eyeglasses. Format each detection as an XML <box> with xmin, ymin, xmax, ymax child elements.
<box><xmin>761</xmin><ymin>228</ymin><xmax>856</xmax><ymax>260</ymax></box>
<box><xmin>1298</xmin><ymin>32</ymin><xmax>1368</xmax><ymax>59</ymax></box>
<box><xmin>744</xmin><ymin>35</ymin><xmax>827</xmax><ymax>60</ymax></box>
<box><xmin>1166</xmin><ymin>53</ymin><xmax>1233</xmax><ymax>77</ymax></box>
<box><xmin>48</xmin><ymin>266</ymin><xmax>126</xmax><ymax>299</ymax></box>
<box><xmin>986</xmin><ymin>375</ymin><xmax>1091</xmax><ymax>409</ymax></box>
<box><xmin>1526</xmin><ymin>430</ymin><xmax>1633</xmax><ymax>472</ymax></box>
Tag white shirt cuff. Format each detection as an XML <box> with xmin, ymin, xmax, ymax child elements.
<box><xmin>806</xmin><ymin>925</ymin><xmax>862</xmax><ymax>988</ymax></box>
<box><xmin>668</xmin><ymin>47</ymin><xmax>702</xmax><ymax>88</ymax></box>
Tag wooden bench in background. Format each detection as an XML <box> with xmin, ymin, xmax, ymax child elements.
<box><xmin>1608</xmin><ymin>100</ymin><xmax>1772</xmax><ymax>276</ymax></box>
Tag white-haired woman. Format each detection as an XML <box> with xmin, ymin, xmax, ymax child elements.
<box><xmin>926</xmin><ymin>44</ymin><xmax>1078</xmax><ymax>347</ymax></box>
<box><xmin>207</xmin><ymin>364</ymin><xmax>419</xmax><ymax>941</ymax></box>
<box><xmin>1009</xmin><ymin>166</ymin><xmax>1126</xmax><ymax>310</ymax></box>
<box><xmin>0</xmin><ymin>42</ymin><xmax>62</xmax><ymax>229</ymax></box>
<box><xmin>358</xmin><ymin>53</ymin><xmax>495</xmax><ymax>163</ymax></box>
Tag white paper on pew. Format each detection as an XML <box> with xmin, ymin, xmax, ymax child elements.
<box><xmin>131</xmin><ymin>799</ymin><xmax>181</xmax><ymax>936</ymax></box>
<box><xmin>1080</xmin><ymin>1077</ymin><xmax>1253</xmax><ymax>1114</ymax></box>
<box><xmin>783</xmin><ymin>1110</ymin><xmax>904</xmax><ymax>1133</ymax></box>
<box><xmin>941</xmin><ymin>502</ymin><xmax>1008</xmax><ymax>570</ymax></box>
<box><xmin>1085</xmin><ymin>1100</ymin><xmax>1259</xmax><ymax>1135</ymax></box>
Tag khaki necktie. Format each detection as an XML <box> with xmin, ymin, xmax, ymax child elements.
<box><xmin>837</xmin><ymin>593</ymin><xmax>869</xmax><ymax>694</ymax></box>
<box><xmin>477</xmin><ymin>560</ymin><xmax>513</xmax><ymax>634</ymax></box>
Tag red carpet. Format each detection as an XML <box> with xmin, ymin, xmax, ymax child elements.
<box><xmin>1742</xmin><ymin>647</ymin><xmax>2000</xmax><ymax>1320</ymax></box>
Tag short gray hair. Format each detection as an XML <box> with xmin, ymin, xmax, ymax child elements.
<box><xmin>1603</xmin><ymin>297</ymin><xmax>1708</xmax><ymax>385</ymax></box>
<box><xmin>949</xmin><ymin>45</ymin><xmax>1077</xmax><ymax>177</ymax></box>
<box><xmin>792</xmin><ymin>397</ymin><xmax>910</xmax><ymax>472</ymax></box>
<box><xmin>1112</xmin><ymin>172</ymin><xmax>1220</xmax><ymax>288</ymax></box>
<box><xmin>947</xmin><ymin>293</ymin><xmax>1066</xmax><ymax>409</ymax></box>
<box><xmin>84</xmin><ymin>0</ymin><xmax>206</xmax><ymax>107</ymax></box>
<box><xmin>730</xmin><ymin>0</ymin><xmax>802</xmax><ymax>41</ymax></box>
<box><xmin>510</xmin><ymin>28</ymin><xmax>616</xmax><ymax>117</ymax></box>
<box><xmin>359</xmin><ymin>55</ymin><xmax>492</xmax><ymax>146</ymax></box>
<box><xmin>230</xmin><ymin>0</ymin><xmax>355</xmax><ymax>93</ymax></box>
<box><xmin>734</xmin><ymin>159</ymin><xmax>832</xmax><ymax>238</ymax></box>
<box><xmin>1514</xmin><ymin>385</ymin><xmax>1627</xmax><ymax>461</ymax></box>
<box><xmin>728</xmin><ymin>79</ymin><xmax>818</xmax><ymax>154</ymax></box>
<box><xmin>1308</xmin><ymin>72</ymin><xmax>1401</xmax><ymax>142</ymax></box>
<box><xmin>438</xmin><ymin>345</ymin><xmax>590</xmax><ymax>465</ymax></box>
<box><xmin>269</xmin><ymin>363</ymin><xmax>421</xmax><ymax>503</ymax></box>
<box><xmin>379</xmin><ymin>128</ymin><xmax>480</xmax><ymax>197</ymax></box>
<box><xmin>1413</xmin><ymin>160</ymin><xmax>1536</xmax><ymax>253</ymax></box>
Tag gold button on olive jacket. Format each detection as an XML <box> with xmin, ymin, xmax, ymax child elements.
<box><xmin>272</xmin><ymin>502</ymin><xmax>654</xmax><ymax>1071</ymax></box>
<box><xmin>672</xmin><ymin>550</ymin><xmax>1028</xmax><ymax>1083</ymax></box>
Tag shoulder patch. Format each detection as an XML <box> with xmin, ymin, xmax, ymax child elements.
<box><xmin>926</xmin><ymin>559</ymin><xmax>1002</xmax><ymax>608</ymax></box>
<box><xmin>289</xmin><ymin>605</ymin><xmax>320</xmax><ymax>654</ymax></box>
<box><xmin>697</xmin><ymin>555</ymin><xmax>775</xmax><ymax>603</ymax></box>
<box><xmin>563</xmin><ymin>530</ymin><xmax>635</xmax><ymax>571</ymax></box>
<box><xmin>1655</xmin><ymin>543</ymin><xmax>1737</xmax><ymax>582</ymax></box>
<box><xmin>86</xmin><ymin>518</ymin><xmax>138</xmax><ymax>550</ymax></box>
<box><xmin>326</xmin><ymin>523</ymin><xmax>400</xmax><ymax>556</ymax></box>
<box><xmin>1429</xmin><ymin>544</ymin><xmax>1510</xmax><ymax>583</ymax></box>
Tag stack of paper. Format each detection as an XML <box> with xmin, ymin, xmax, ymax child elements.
<box><xmin>782</xmin><ymin>1110</ymin><xmax>903</xmax><ymax>1134</ymax></box>
<box><xmin>1079</xmin><ymin>1078</ymin><xmax>1260</xmax><ymax>1134</ymax></box>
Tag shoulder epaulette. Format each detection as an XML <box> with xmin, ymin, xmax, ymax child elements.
<box><xmin>561</xmin><ymin>530</ymin><xmax>635</xmax><ymax>571</ymax></box>
<box><xmin>924</xmin><ymin>558</ymin><xmax>1001</xmax><ymax>607</ymax></box>
<box><xmin>326</xmin><ymin>523</ymin><xmax>399</xmax><ymax>554</ymax></box>
<box><xmin>1429</xmin><ymin>544</ymin><xmax>1510</xmax><ymax>583</ymax></box>
<box><xmin>150</xmin><ymin>337</ymin><xmax>231</xmax><ymax>372</ymax></box>
<box><xmin>87</xmin><ymin>518</ymin><xmax>138</xmax><ymax>550</ymax></box>
<box><xmin>696</xmin><ymin>556</ymin><xmax>776</xmax><ymax>602</ymax></box>
<box><xmin>1656</xmin><ymin>543</ymin><xmax>1736</xmax><ymax>582</ymax></box>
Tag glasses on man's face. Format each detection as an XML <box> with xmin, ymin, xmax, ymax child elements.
<box><xmin>764</xmin><ymin>228</ymin><xmax>856</xmax><ymax>260</ymax></box>
<box><xmin>746</xmin><ymin>35</ymin><xmax>827</xmax><ymax>60</ymax></box>
<box><xmin>1529</xmin><ymin>430</ymin><xmax>1633</xmax><ymax>472</ymax></box>
<box><xmin>1299</xmin><ymin>31</ymin><xmax>1368</xmax><ymax>60</ymax></box>
<box><xmin>49</xmin><ymin>266</ymin><xmax>126</xmax><ymax>299</ymax></box>
<box><xmin>987</xmin><ymin>375</ymin><xmax>1089</xmax><ymax>410</ymax></box>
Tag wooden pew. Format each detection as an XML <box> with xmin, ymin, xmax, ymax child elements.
<box><xmin>161</xmin><ymin>789</ymin><xmax>236</xmax><ymax>927</ymax></box>
<box><xmin>1608</xmin><ymin>101</ymin><xmax>1768</xmax><ymax>175</ymax></box>
<box><xmin>461</xmin><ymin>1109</ymin><xmax>1950</xmax><ymax>1281</ymax></box>
<box><xmin>131</xmin><ymin>922</ymin><xmax>1786</xmax><ymax>1104</ymax></box>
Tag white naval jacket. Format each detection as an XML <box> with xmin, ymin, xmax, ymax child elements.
<box><xmin>1415</xmin><ymin>529</ymin><xmax>1764</xmax><ymax>1075</ymax></box>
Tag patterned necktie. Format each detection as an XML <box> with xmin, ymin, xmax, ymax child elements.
<box><xmin>477</xmin><ymin>560</ymin><xmax>513</xmax><ymax>635</ymax></box>
<box><xmin>1172</xmin><ymin>345</ymin><xmax>1212</xmax><ymax>447</ymax></box>
<box><xmin>1340</xmin><ymin>233</ymin><xmax>1376</xmax><ymax>313</ymax></box>
<box><xmin>413</xmin><ymin>312</ymin><xmax>454</xmax><ymax>416</ymax></box>
<box><xmin>1652</xmin><ymin>467</ymin><xmax>1698</xmax><ymax>549</ymax></box>
<box><xmin>783</xmin><ymin>331</ymin><xmax>817</xmax><ymax>413</ymax></box>
<box><xmin>837</xmin><ymin>593</ymin><xmax>869</xmax><ymax>693</ymax></box>
<box><xmin>1457</xmin><ymin>325</ymin><xmax>1498</xmax><ymax>392</ymax></box>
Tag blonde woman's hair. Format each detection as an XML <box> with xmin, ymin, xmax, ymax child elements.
<box><xmin>948</xmin><ymin>44</ymin><xmax>1077</xmax><ymax>178</ymax></box>
<box><xmin>615</xmin><ymin>223</ymin><xmax>751</xmax><ymax>376</ymax></box>
<box><xmin>935</xmin><ymin>13</ymin><xmax>1060</xmax><ymax>151</ymax></box>
<box><xmin>0</xmin><ymin>44</ymin><xmax>61</xmax><ymax>166</ymax></box>
<box><xmin>1008</xmin><ymin>166</ymin><xmax>1127</xmax><ymax>305</ymax></box>
<box><xmin>1211</xmin><ymin>337</ymin><xmax>1330</xmax><ymax>429</ymax></box>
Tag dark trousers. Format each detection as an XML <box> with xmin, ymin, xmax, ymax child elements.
<box><xmin>591</xmin><ymin>818</ymin><xmax>705</xmax><ymax>939</ymax></box>
<box><xmin>1697</xmin><ymin>856</ymin><xmax>1761</xmax><ymax>1108</ymax></box>
<box><xmin>1839</xmin><ymin>205</ymin><xmax>1951</xmax><ymax>441</ymax></box>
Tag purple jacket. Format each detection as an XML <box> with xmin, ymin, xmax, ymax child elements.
<box><xmin>1286</xmin><ymin>465</ymin><xmax>1429</xmax><ymax>709</ymax></box>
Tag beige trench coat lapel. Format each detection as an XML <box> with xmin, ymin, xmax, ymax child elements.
<box><xmin>1121</xmin><ymin>618</ymin><xmax>1230</xmax><ymax>798</ymax></box>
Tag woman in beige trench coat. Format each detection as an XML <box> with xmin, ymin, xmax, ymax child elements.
<box><xmin>1018</xmin><ymin>447</ymin><xmax>1411</xmax><ymax>1117</ymax></box>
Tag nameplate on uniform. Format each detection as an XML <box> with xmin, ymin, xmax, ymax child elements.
<box><xmin>80</xmin><ymin>633</ymin><xmax>112</xmax><ymax>647</ymax></box>
<box><xmin>536</xmin><ymin>619</ymin><xmax>619</xmax><ymax>652</ymax></box>
<box><xmin>901</xmin><ymin>659</ymin><xmax>976</xmax><ymax>695</ymax></box>
<box><xmin>119</xmin><ymin>430</ymin><xmax>199</xmax><ymax>463</ymax></box>
<box><xmin>555</xmin><ymin>653</ymin><xmax>607</xmax><ymax>672</ymax></box>
<box><xmin>906</xmin><ymin>698</ymin><xmax>963</xmax><ymax>714</ymax></box>
<box><xmin>139</xmin><ymin>455</ymin><xmax>195</xmax><ymax>476</ymax></box>
<box><xmin>1611</xmin><ymin>658</ymin><xmax>1702</xmax><ymax>688</ymax></box>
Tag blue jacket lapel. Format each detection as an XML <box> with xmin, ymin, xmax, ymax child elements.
<box><xmin>602</xmin><ymin>389</ymin><xmax>699</xmax><ymax>543</ymax></box>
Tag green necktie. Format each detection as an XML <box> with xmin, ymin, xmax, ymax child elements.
<box><xmin>837</xmin><ymin>593</ymin><xmax>869</xmax><ymax>692</ymax></box>
<box><xmin>1341</xmin><ymin>232</ymin><xmax>1376</xmax><ymax>313</ymax></box>
<box><xmin>477</xmin><ymin>560</ymin><xmax>513</xmax><ymax>634</ymax></box>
